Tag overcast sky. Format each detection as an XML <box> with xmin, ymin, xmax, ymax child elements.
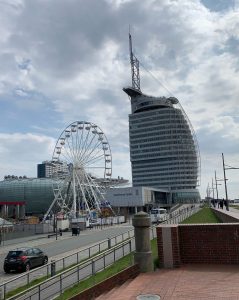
<box><xmin>0</xmin><ymin>0</ymin><xmax>239</xmax><ymax>199</ymax></box>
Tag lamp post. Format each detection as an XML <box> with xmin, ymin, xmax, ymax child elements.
<box><xmin>214</xmin><ymin>170</ymin><xmax>223</xmax><ymax>201</ymax></box>
<box><xmin>222</xmin><ymin>153</ymin><xmax>239</xmax><ymax>211</ymax></box>
<box><xmin>211</xmin><ymin>178</ymin><xmax>215</xmax><ymax>200</ymax></box>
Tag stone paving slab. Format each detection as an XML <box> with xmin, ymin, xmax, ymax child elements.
<box><xmin>98</xmin><ymin>264</ymin><xmax>239</xmax><ymax>299</ymax></box>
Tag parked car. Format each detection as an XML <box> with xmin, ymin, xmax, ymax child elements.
<box><xmin>4</xmin><ymin>247</ymin><xmax>48</xmax><ymax>273</ymax></box>
<box><xmin>150</xmin><ymin>208</ymin><xmax>168</xmax><ymax>223</ymax></box>
<box><xmin>87</xmin><ymin>219</ymin><xmax>100</xmax><ymax>228</ymax></box>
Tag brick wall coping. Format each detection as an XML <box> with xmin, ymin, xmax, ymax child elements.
<box><xmin>179</xmin><ymin>223</ymin><xmax>239</xmax><ymax>226</ymax></box>
<box><xmin>158</xmin><ymin>223</ymin><xmax>239</xmax><ymax>227</ymax></box>
<box><xmin>158</xmin><ymin>224</ymin><xmax>178</xmax><ymax>228</ymax></box>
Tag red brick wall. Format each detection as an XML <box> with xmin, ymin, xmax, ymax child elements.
<box><xmin>70</xmin><ymin>264</ymin><xmax>140</xmax><ymax>300</ymax></box>
<box><xmin>157</xmin><ymin>224</ymin><xmax>239</xmax><ymax>266</ymax></box>
<box><xmin>179</xmin><ymin>224</ymin><xmax>239</xmax><ymax>264</ymax></box>
<box><xmin>171</xmin><ymin>226</ymin><xmax>181</xmax><ymax>267</ymax></box>
<box><xmin>157</xmin><ymin>227</ymin><xmax>164</xmax><ymax>268</ymax></box>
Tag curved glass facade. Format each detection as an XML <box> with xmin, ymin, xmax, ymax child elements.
<box><xmin>0</xmin><ymin>178</ymin><xmax>54</xmax><ymax>214</ymax></box>
<box><xmin>124</xmin><ymin>88</ymin><xmax>201</xmax><ymax>203</ymax></box>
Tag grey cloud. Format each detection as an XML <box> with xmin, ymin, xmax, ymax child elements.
<box><xmin>197</xmin><ymin>126</ymin><xmax>239</xmax><ymax>155</ymax></box>
<box><xmin>1</xmin><ymin>0</ymin><xmax>239</xmax><ymax>196</ymax></box>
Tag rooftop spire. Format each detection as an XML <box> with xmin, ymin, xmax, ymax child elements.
<box><xmin>129</xmin><ymin>32</ymin><xmax>141</xmax><ymax>91</ymax></box>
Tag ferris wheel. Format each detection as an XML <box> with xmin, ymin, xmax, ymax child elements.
<box><xmin>43</xmin><ymin>121</ymin><xmax>112</xmax><ymax>220</ymax></box>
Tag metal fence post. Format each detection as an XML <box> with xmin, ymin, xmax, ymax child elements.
<box><xmin>47</xmin><ymin>264</ymin><xmax>49</xmax><ymax>278</ymax></box>
<box><xmin>92</xmin><ymin>260</ymin><xmax>95</xmax><ymax>275</ymax></box>
<box><xmin>108</xmin><ymin>238</ymin><xmax>111</xmax><ymax>249</ymax></box>
<box><xmin>129</xmin><ymin>240</ymin><xmax>133</xmax><ymax>265</ymax></box>
<box><xmin>50</xmin><ymin>260</ymin><xmax>56</xmax><ymax>277</ymax></box>
<box><xmin>60</xmin><ymin>274</ymin><xmax>63</xmax><ymax>295</ymax></box>
<box><xmin>38</xmin><ymin>285</ymin><xmax>41</xmax><ymax>300</ymax></box>
<box><xmin>77</xmin><ymin>252</ymin><xmax>79</xmax><ymax>264</ymax></box>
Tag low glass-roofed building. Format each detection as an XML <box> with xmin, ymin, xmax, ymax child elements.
<box><xmin>0</xmin><ymin>177</ymin><xmax>130</xmax><ymax>216</ymax></box>
<box><xmin>0</xmin><ymin>178</ymin><xmax>54</xmax><ymax>215</ymax></box>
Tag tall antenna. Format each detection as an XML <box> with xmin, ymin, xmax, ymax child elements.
<box><xmin>129</xmin><ymin>32</ymin><xmax>141</xmax><ymax>91</ymax></box>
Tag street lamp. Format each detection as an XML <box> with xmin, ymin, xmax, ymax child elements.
<box><xmin>222</xmin><ymin>153</ymin><xmax>239</xmax><ymax>210</ymax></box>
<box><xmin>214</xmin><ymin>170</ymin><xmax>223</xmax><ymax>200</ymax></box>
<box><xmin>211</xmin><ymin>178</ymin><xmax>215</xmax><ymax>199</ymax></box>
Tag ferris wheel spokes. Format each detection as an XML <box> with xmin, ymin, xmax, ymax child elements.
<box><xmin>45</xmin><ymin>121</ymin><xmax>112</xmax><ymax>219</ymax></box>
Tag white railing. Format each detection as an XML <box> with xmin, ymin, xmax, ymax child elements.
<box><xmin>0</xmin><ymin>229</ymin><xmax>134</xmax><ymax>299</ymax></box>
<box><xmin>1</xmin><ymin>205</ymin><xmax>201</xmax><ymax>300</ymax></box>
<box><xmin>7</xmin><ymin>239</ymin><xmax>135</xmax><ymax>300</ymax></box>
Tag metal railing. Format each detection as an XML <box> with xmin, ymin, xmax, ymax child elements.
<box><xmin>1</xmin><ymin>205</ymin><xmax>201</xmax><ymax>299</ymax></box>
<box><xmin>7</xmin><ymin>239</ymin><xmax>134</xmax><ymax>300</ymax></box>
<box><xmin>0</xmin><ymin>229</ymin><xmax>135</xmax><ymax>299</ymax></box>
<box><xmin>163</xmin><ymin>205</ymin><xmax>201</xmax><ymax>224</ymax></box>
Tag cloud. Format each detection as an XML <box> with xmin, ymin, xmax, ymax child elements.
<box><xmin>0</xmin><ymin>0</ymin><xmax>238</xmax><ymax>198</ymax></box>
<box><xmin>0</xmin><ymin>133</ymin><xmax>55</xmax><ymax>178</ymax></box>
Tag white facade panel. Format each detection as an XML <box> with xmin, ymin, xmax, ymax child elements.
<box><xmin>106</xmin><ymin>187</ymin><xmax>144</xmax><ymax>207</ymax></box>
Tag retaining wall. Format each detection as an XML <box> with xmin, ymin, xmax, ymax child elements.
<box><xmin>70</xmin><ymin>264</ymin><xmax>140</xmax><ymax>300</ymax></box>
<box><xmin>157</xmin><ymin>223</ymin><xmax>239</xmax><ymax>267</ymax></box>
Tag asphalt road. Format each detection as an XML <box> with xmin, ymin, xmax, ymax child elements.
<box><xmin>0</xmin><ymin>224</ymin><xmax>133</xmax><ymax>283</ymax></box>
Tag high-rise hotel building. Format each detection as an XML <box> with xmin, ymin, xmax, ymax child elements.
<box><xmin>123</xmin><ymin>34</ymin><xmax>200</xmax><ymax>204</ymax></box>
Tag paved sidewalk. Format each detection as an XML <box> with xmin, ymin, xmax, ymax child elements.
<box><xmin>100</xmin><ymin>264</ymin><xmax>239</xmax><ymax>299</ymax></box>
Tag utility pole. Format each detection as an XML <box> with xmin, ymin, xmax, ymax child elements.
<box><xmin>222</xmin><ymin>153</ymin><xmax>229</xmax><ymax>211</ymax></box>
<box><xmin>214</xmin><ymin>171</ymin><xmax>219</xmax><ymax>200</ymax></box>
<box><xmin>211</xmin><ymin>178</ymin><xmax>215</xmax><ymax>199</ymax></box>
<box><xmin>222</xmin><ymin>152</ymin><xmax>239</xmax><ymax>210</ymax></box>
<box><xmin>222</xmin><ymin>153</ymin><xmax>228</xmax><ymax>205</ymax></box>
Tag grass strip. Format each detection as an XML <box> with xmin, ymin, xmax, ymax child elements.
<box><xmin>181</xmin><ymin>207</ymin><xmax>222</xmax><ymax>224</ymax></box>
<box><xmin>6</xmin><ymin>237</ymin><xmax>156</xmax><ymax>299</ymax></box>
<box><xmin>5</xmin><ymin>242</ymin><xmax>117</xmax><ymax>298</ymax></box>
<box><xmin>56</xmin><ymin>238</ymin><xmax>158</xmax><ymax>300</ymax></box>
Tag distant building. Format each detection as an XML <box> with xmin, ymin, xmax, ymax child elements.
<box><xmin>106</xmin><ymin>186</ymin><xmax>169</xmax><ymax>212</ymax></box>
<box><xmin>37</xmin><ymin>161</ymin><xmax>68</xmax><ymax>178</ymax></box>
<box><xmin>0</xmin><ymin>176</ymin><xmax>129</xmax><ymax>216</ymax></box>
<box><xmin>0</xmin><ymin>178</ymin><xmax>53</xmax><ymax>216</ymax></box>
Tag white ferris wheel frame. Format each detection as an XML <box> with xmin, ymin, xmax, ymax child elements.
<box><xmin>44</xmin><ymin>121</ymin><xmax>112</xmax><ymax>220</ymax></box>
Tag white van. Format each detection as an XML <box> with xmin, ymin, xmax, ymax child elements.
<box><xmin>150</xmin><ymin>208</ymin><xmax>168</xmax><ymax>223</ymax></box>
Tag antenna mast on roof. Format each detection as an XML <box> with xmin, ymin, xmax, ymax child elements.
<box><xmin>129</xmin><ymin>31</ymin><xmax>141</xmax><ymax>91</ymax></box>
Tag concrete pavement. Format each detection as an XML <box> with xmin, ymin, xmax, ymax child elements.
<box><xmin>97</xmin><ymin>264</ymin><xmax>239</xmax><ymax>299</ymax></box>
<box><xmin>97</xmin><ymin>206</ymin><xmax>239</xmax><ymax>300</ymax></box>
